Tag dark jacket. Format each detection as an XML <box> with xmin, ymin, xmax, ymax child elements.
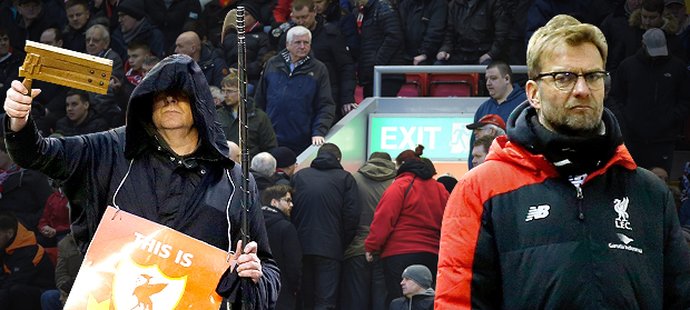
<box><xmin>344</xmin><ymin>157</ymin><xmax>396</xmax><ymax>259</ymax></box>
<box><xmin>216</xmin><ymin>98</ymin><xmax>277</xmax><ymax>159</ymax></box>
<box><xmin>398</xmin><ymin>0</ymin><xmax>447</xmax><ymax>64</ymax></box>
<box><xmin>0</xmin><ymin>0</ymin><xmax>66</xmax><ymax>52</ymax></box>
<box><xmin>356</xmin><ymin>0</ymin><xmax>407</xmax><ymax>86</ymax></box>
<box><xmin>441</xmin><ymin>0</ymin><xmax>510</xmax><ymax>63</ymax></box>
<box><xmin>143</xmin><ymin>0</ymin><xmax>202</xmax><ymax>52</ymax></box>
<box><xmin>111</xmin><ymin>18</ymin><xmax>166</xmax><ymax>58</ymax></box>
<box><xmin>255</xmin><ymin>51</ymin><xmax>335</xmax><ymax>154</ymax></box>
<box><xmin>262</xmin><ymin>205</ymin><xmax>302</xmax><ymax>310</ymax></box>
<box><xmin>0</xmin><ymin>168</ymin><xmax>52</xmax><ymax>233</ymax></box>
<box><xmin>291</xmin><ymin>152</ymin><xmax>359</xmax><ymax>260</ymax></box>
<box><xmin>612</xmin><ymin>49</ymin><xmax>690</xmax><ymax>144</ymax></box>
<box><xmin>62</xmin><ymin>24</ymin><xmax>87</xmax><ymax>53</ymax></box>
<box><xmin>4</xmin><ymin>54</ymin><xmax>280</xmax><ymax>308</ymax></box>
<box><xmin>389</xmin><ymin>288</ymin><xmax>435</xmax><ymax>310</ymax></box>
<box><xmin>364</xmin><ymin>160</ymin><xmax>448</xmax><ymax>258</ymax></box>
<box><xmin>322</xmin><ymin>0</ymin><xmax>360</xmax><ymax>59</ymax></box>
<box><xmin>279</xmin><ymin>18</ymin><xmax>356</xmax><ymax>110</ymax></box>
<box><xmin>222</xmin><ymin>23</ymin><xmax>272</xmax><ymax>84</ymax></box>
<box><xmin>198</xmin><ymin>43</ymin><xmax>228</xmax><ymax>88</ymax></box>
<box><xmin>0</xmin><ymin>222</ymin><xmax>55</xmax><ymax>290</ymax></box>
<box><xmin>55</xmin><ymin>233</ymin><xmax>84</xmax><ymax>299</ymax></box>
<box><xmin>435</xmin><ymin>102</ymin><xmax>690</xmax><ymax>308</ymax></box>
<box><xmin>54</xmin><ymin>111</ymin><xmax>110</xmax><ymax>136</ymax></box>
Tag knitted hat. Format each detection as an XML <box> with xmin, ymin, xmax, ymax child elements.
<box><xmin>269</xmin><ymin>146</ymin><xmax>297</xmax><ymax>168</ymax></box>
<box><xmin>118</xmin><ymin>0</ymin><xmax>145</xmax><ymax>20</ymax></box>
<box><xmin>236</xmin><ymin>0</ymin><xmax>261</xmax><ymax>20</ymax></box>
<box><xmin>402</xmin><ymin>265</ymin><xmax>432</xmax><ymax>289</ymax></box>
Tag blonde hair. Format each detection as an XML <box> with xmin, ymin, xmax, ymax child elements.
<box><xmin>221</xmin><ymin>68</ymin><xmax>239</xmax><ymax>88</ymax></box>
<box><xmin>526</xmin><ymin>14</ymin><xmax>608</xmax><ymax>79</ymax></box>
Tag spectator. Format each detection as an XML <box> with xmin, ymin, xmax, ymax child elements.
<box><xmin>54</xmin><ymin>89</ymin><xmax>110</xmax><ymax>136</ymax></box>
<box><xmin>3</xmin><ymin>54</ymin><xmax>280</xmax><ymax>308</ymax></box>
<box><xmin>291</xmin><ymin>143</ymin><xmax>359</xmax><ymax>309</ymax></box>
<box><xmin>111</xmin><ymin>0</ymin><xmax>166</xmax><ymax>58</ymax></box>
<box><xmin>260</xmin><ymin>184</ymin><xmax>302</xmax><ymax>310</ymax></box>
<box><xmin>0</xmin><ymin>27</ymin><xmax>23</xmax><ymax>108</ymax></box>
<box><xmin>62</xmin><ymin>0</ymin><xmax>92</xmax><ymax>53</ymax></box>
<box><xmin>0</xmin><ymin>210</ymin><xmax>55</xmax><ymax>310</ymax></box>
<box><xmin>85</xmin><ymin>24</ymin><xmax>127</xmax><ymax>127</ymax></box>
<box><xmin>340</xmin><ymin>151</ymin><xmax>395</xmax><ymax>310</ymax></box>
<box><xmin>314</xmin><ymin>0</ymin><xmax>359</xmax><ymax>59</ymax></box>
<box><xmin>389</xmin><ymin>264</ymin><xmax>434</xmax><ymax>310</ymax></box>
<box><xmin>365</xmin><ymin>146</ymin><xmax>449</xmax><ymax>305</ymax></box>
<box><xmin>251</xmin><ymin>152</ymin><xmax>278</xmax><ymax>193</ymax></box>
<box><xmin>621</xmin><ymin>0</ymin><xmax>685</xmax><ymax>64</ymax></box>
<box><xmin>437</xmin><ymin>0</ymin><xmax>509</xmax><ymax>65</ymax></box>
<box><xmin>467</xmin><ymin>61</ymin><xmax>525</xmax><ymax>169</ymax></box>
<box><xmin>221</xmin><ymin>2</ymin><xmax>272</xmax><ymax>87</ymax></box>
<box><xmin>269</xmin><ymin>146</ymin><xmax>298</xmax><ymax>185</ymax></box>
<box><xmin>36</xmin><ymin>179</ymin><xmax>69</xmax><ymax>248</ymax></box>
<box><xmin>612</xmin><ymin>28</ymin><xmax>690</xmax><ymax>172</ymax></box>
<box><xmin>466</xmin><ymin>114</ymin><xmax>506</xmax><ymax>141</ymax></box>
<box><xmin>0</xmin><ymin>0</ymin><xmax>66</xmax><ymax>52</ymax></box>
<box><xmin>355</xmin><ymin>0</ymin><xmax>406</xmax><ymax>97</ymax></box>
<box><xmin>281</xmin><ymin>0</ymin><xmax>357</xmax><ymax>121</ymax></box>
<box><xmin>39</xmin><ymin>233</ymin><xmax>84</xmax><ymax>310</ymax></box>
<box><xmin>124</xmin><ymin>42</ymin><xmax>153</xmax><ymax>95</ymax></box>
<box><xmin>600</xmin><ymin>0</ymin><xmax>644</xmax><ymax>73</ymax></box>
<box><xmin>216</xmin><ymin>69</ymin><xmax>277</xmax><ymax>158</ymax></box>
<box><xmin>435</xmin><ymin>14</ymin><xmax>690</xmax><ymax>308</ymax></box>
<box><xmin>175</xmin><ymin>31</ymin><xmax>228</xmax><ymax>88</ymax></box>
<box><xmin>0</xmin><ymin>141</ymin><xmax>52</xmax><ymax>235</ymax></box>
<box><xmin>254</xmin><ymin>26</ymin><xmax>335</xmax><ymax>154</ymax></box>
<box><xmin>436</xmin><ymin>174</ymin><xmax>457</xmax><ymax>194</ymax></box>
<box><xmin>142</xmin><ymin>0</ymin><xmax>202</xmax><ymax>53</ymax></box>
<box><xmin>31</xmin><ymin>27</ymin><xmax>70</xmax><ymax>134</ymax></box>
<box><xmin>664</xmin><ymin>0</ymin><xmax>689</xmax><ymax>61</ymax></box>
<box><xmin>398</xmin><ymin>0</ymin><xmax>446</xmax><ymax>65</ymax></box>
<box><xmin>470</xmin><ymin>135</ymin><xmax>495</xmax><ymax>168</ymax></box>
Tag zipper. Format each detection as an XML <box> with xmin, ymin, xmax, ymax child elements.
<box><xmin>575</xmin><ymin>185</ymin><xmax>584</xmax><ymax>221</ymax></box>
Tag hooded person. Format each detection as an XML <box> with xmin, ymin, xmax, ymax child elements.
<box><xmin>2</xmin><ymin>54</ymin><xmax>280</xmax><ymax>308</ymax></box>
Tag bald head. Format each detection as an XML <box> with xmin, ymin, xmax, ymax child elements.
<box><xmin>175</xmin><ymin>31</ymin><xmax>201</xmax><ymax>61</ymax></box>
<box><xmin>227</xmin><ymin>141</ymin><xmax>241</xmax><ymax>163</ymax></box>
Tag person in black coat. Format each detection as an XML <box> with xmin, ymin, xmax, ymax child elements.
<box><xmin>355</xmin><ymin>0</ymin><xmax>406</xmax><ymax>97</ymax></box>
<box><xmin>3</xmin><ymin>54</ymin><xmax>280</xmax><ymax>309</ymax></box>
<box><xmin>261</xmin><ymin>184</ymin><xmax>302</xmax><ymax>310</ymax></box>
<box><xmin>398</xmin><ymin>0</ymin><xmax>447</xmax><ymax>65</ymax></box>
<box><xmin>291</xmin><ymin>143</ymin><xmax>360</xmax><ymax>309</ymax></box>
<box><xmin>53</xmin><ymin>89</ymin><xmax>110</xmax><ymax>136</ymax></box>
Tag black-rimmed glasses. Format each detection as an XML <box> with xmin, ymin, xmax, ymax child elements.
<box><xmin>534</xmin><ymin>71</ymin><xmax>609</xmax><ymax>92</ymax></box>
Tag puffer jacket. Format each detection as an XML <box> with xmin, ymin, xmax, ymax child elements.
<box><xmin>435</xmin><ymin>102</ymin><xmax>690</xmax><ymax>309</ymax></box>
<box><xmin>4</xmin><ymin>54</ymin><xmax>280</xmax><ymax>308</ymax></box>
<box><xmin>356</xmin><ymin>0</ymin><xmax>406</xmax><ymax>86</ymax></box>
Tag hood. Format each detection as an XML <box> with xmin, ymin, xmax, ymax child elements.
<box><xmin>358</xmin><ymin>158</ymin><xmax>396</xmax><ymax>181</ymax></box>
<box><xmin>262</xmin><ymin>205</ymin><xmax>288</xmax><ymax>225</ymax></box>
<box><xmin>397</xmin><ymin>159</ymin><xmax>435</xmax><ymax>180</ymax></box>
<box><xmin>310</xmin><ymin>152</ymin><xmax>343</xmax><ymax>170</ymax></box>
<box><xmin>4</xmin><ymin>223</ymin><xmax>36</xmax><ymax>255</ymax></box>
<box><xmin>629</xmin><ymin>9</ymin><xmax>680</xmax><ymax>34</ymax></box>
<box><xmin>492</xmin><ymin>101</ymin><xmax>634</xmax><ymax>177</ymax></box>
<box><xmin>124</xmin><ymin>54</ymin><xmax>231</xmax><ymax>162</ymax></box>
<box><xmin>505</xmin><ymin>83</ymin><xmax>524</xmax><ymax>102</ymax></box>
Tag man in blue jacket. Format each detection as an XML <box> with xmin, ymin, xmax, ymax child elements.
<box><xmin>255</xmin><ymin>25</ymin><xmax>335</xmax><ymax>155</ymax></box>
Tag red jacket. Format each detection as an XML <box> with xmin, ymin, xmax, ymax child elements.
<box><xmin>365</xmin><ymin>161</ymin><xmax>449</xmax><ymax>258</ymax></box>
<box><xmin>37</xmin><ymin>191</ymin><xmax>70</xmax><ymax>234</ymax></box>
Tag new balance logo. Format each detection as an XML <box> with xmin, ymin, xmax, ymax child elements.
<box><xmin>525</xmin><ymin>205</ymin><xmax>551</xmax><ymax>222</ymax></box>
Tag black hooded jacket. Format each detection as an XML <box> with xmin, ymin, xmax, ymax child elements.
<box><xmin>4</xmin><ymin>54</ymin><xmax>279</xmax><ymax>308</ymax></box>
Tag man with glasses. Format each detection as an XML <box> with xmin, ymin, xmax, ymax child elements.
<box><xmin>436</xmin><ymin>14</ymin><xmax>690</xmax><ymax>308</ymax></box>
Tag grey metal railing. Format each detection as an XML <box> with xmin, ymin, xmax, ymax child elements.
<box><xmin>372</xmin><ymin>65</ymin><xmax>529</xmax><ymax>97</ymax></box>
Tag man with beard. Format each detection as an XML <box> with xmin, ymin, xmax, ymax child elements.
<box><xmin>436</xmin><ymin>14</ymin><xmax>690</xmax><ymax>308</ymax></box>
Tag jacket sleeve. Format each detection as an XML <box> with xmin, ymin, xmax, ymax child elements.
<box><xmin>419</xmin><ymin>0</ymin><xmax>447</xmax><ymax>58</ymax></box>
<box><xmin>311</xmin><ymin>65</ymin><xmax>335</xmax><ymax>137</ymax></box>
<box><xmin>439</xmin><ymin>3</ymin><xmax>455</xmax><ymax>54</ymax></box>
<box><xmin>254</xmin><ymin>67</ymin><xmax>269</xmax><ymax>112</ymax></box>
<box><xmin>329</xmin><ymin>28</ymin><xmax>357</xmax><ymax>104</ymax></box>
<box><xmin>257</xmin><ymin>110</ymin><xmax>278</xmax><ymax>153</ymax></box>
<box><xmin>487</xmin><ymin>0</ymin><xmax>510</xmax><ymax>59</ymax></box>
<box><xmin>364</xmin><ymin>181</ymin><xmax>404</xmax><ymax>253</ymax></box>
<box><xmin>373</xmin><ymin>2</ymin><xmax>404</xmax><ymax>65</ymax></box>
<box><xmin>282</xmin><ymin>224</ymin><xmax>302</xmax><ymax>294</ymax></box>
<box><xmin>342</xmin><ymin>173</ymin><xmax>360</xmax><ymax>248</ymax></box>
<box><xmin>662</xmin><ymin>189</ymin><xmax>690</xmax><ymax>308</ymax></box>
<box><xmin>435</xmin><ymin>177</ymin><xmax>502</xmax><ymax>310</ymax></box>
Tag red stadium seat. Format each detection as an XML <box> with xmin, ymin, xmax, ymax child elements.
<box><xmin>428</xmin><ymin>73</ymin><xmax>479</xmax><ymax>97</ymax></box>
<box><xmin>397</xmin><ymin>73</ymin><xmax>429</xmax><ymax>97</ymax></box>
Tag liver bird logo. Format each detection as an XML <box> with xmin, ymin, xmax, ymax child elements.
<box><xmin>613</xmin><ymin>197</ymin><xmax>629</xmax><ymax>221</ymax></box>
<box><xmin>131</xmin><ymin>274</ymin><xmax>167</xmax><ymax>310</ymax></box>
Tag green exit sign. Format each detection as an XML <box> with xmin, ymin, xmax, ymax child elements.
<box><xmin>368</xmin><ymin>114</ymin><xmax>475</xmax><ymax>160</ymax></box>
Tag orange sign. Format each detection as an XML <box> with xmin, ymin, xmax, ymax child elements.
<box><xmin>64</xmin><ymin>206</ymin><xmax>231</xmax><ymax>309</ymax></box>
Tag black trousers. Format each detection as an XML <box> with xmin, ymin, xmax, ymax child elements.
<box><xmin>301</xmin><ymin>255</ymin><xmax>340</xmax><ymax>310</ymax></box>
<box><xmin>339</xmin><ymin>255</ymin><xmax>387</xmax><ymax>310</ymax></box>
<box><xmin>381</xmin><ymin>252</ymin><xmax>438</xmax><ymax>306</ymax></box>
<box><xmin>0</xmin><ymin>284</ymin><xmax>46</xmax><ymax>310</ymax></box>
<box><xmin>363</xmin><ymin>78</ymin><xmax>405</xmax><ymax>98</ymax></box>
